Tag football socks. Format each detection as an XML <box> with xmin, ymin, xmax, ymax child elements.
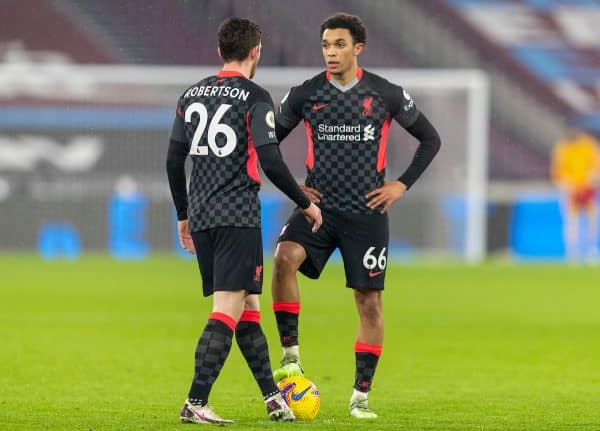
<box><xmin>188</xmin><ymin>312</ymin><xmax>236</xmax><ymax>404</ymax></box>
<box><xmin>354</xmin><ymin>341</ymin><xmax>382</xmax><ymax>393</ymax></box>
<box><xmin>273</xmin><ymin>302</ymin><xmax>300</xmax><ymax>348</ymax></box>
<box><xmin>235</xmin><ymin>310</ymin><xmax>279</xmax><ymax>399</ymax></box>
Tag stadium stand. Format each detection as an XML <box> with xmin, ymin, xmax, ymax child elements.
<box><xmin>0</xmin><ymin>0</ymin><xmax>112</xmax><ymax>63</ymax></box>
<box><xmin>51</xmin><ymin>0</ymin><xmax>570</xmax><ymax>178</ymax></box>
<box><xmin>440</xmin><ymin>0</ymin><xmax>600</xmax><ymax>137</ymax></box>
<box><xmin>52</xmin><ymin>0</ymin><xmax>410</xmax><ymax>67</ymax></box>
<box><xmin>413</xmin><ymin>0</ymin><xmax>600</xmax><ymax>173</ymax></box>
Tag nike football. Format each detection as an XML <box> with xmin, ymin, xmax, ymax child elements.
<box><xmin>277</xmin><ymin>375</ymin><xmax>320</xmax><ymax>420</ymax></box>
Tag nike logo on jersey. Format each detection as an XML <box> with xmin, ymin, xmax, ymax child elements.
<box><xmin>291</xmin><ymin>386</ymin><xmax>312</xmax><ymax>401</ymax></box>
<box><xmin>312</xmin><ymin>103</ymin><xmax>330</xmax><ymax>110</ymax></box>
<box><xmin>369</xmin><ymin>270</ymin><xmax>384</xmax><ymax>278</ymax></box>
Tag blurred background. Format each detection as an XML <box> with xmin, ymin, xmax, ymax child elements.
<box><xmin>1</xmin><ymin>0</ymin><xmax>599</xmax><ymax>262</ymax></box>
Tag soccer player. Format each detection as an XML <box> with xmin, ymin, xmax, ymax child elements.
<box><xmin>166</xmin><ymin>17</ymin><xmax>322</xmax><ymax>424</ymax></box>
<box><xmin>551</xmin><ymin>129</ymin><xmax>600</xmax><ymax>261</ymax></box>
<box><xmin>270</xmin><ymin>13</ymin><xmax>441</xmax><ymax>419</ymax></box>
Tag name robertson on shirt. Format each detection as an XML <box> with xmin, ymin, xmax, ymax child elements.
<box><xmin>183</xmin><ymin>85</ymin><xmax>250</xmax><ymax>102</ymax></box>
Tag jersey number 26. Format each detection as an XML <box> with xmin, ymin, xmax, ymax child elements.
<box><xmin>185</xmin><ymin>103</ymin><xmax>236</xmax><ymax>157</ymax></box>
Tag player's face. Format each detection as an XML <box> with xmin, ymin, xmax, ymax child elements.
<box><xmin>321</xmin><ymin>28</ymin><xmax>364</xmax><ymax>77</ymax></box>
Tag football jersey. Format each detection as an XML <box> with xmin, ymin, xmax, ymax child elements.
<box><xmin>277</xmin><ymin>68</ymin><xmax>420</xmax><ymax>214</ymax></box>
<box><xmin>552</xmin><ymin>133</ymin><xmax>600</xmax><ymax>188</ymax></box>
<box><xmin>170</xmin><ymin>70</ymin><xmax>277</xmax><ymax>231</ymax></box>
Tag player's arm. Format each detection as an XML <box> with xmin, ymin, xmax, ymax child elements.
<box><xmin>592</xmin><ymin>138</ymin><xmax>600</xmax><ymax>185</ymax></box>
<box><xmin>551</xmin><ymin>142</ymin><xmax>573</xmax><ymax>191</ymax></box>
<box><xmin>256</xmin><ymin>144</ymin><xmax>309</xmax><ymax>208</ymax></box>
<box><xmin>390</xmin><ymin>85</ymin><xmax>441</xmax><ymax>190</ymax></box>
<box><xmin>274</xmin><ymin>87</ymin><xmax>303</xmax><ymax>142</ymax></box>
<box><xmin>166</xmin><ymin>138</ymin><xmax>190</xmax><ymax>221</ymax></box>
<box><xmin>250</xmin><ymin>98</ymin><xmax>322</xmax><ymax>232</ymax></box>
<box><xmin>397</xmin><ymin>112</ymin><xmax>442</xmax><ymax>189</ymax></box>
<box><xmin>367</xmin><ymin>85</ymin><xmax>441</xmax><ymax>213</ymax></box>
<box><xmin>166</xmin><ymin>103</ymin><xmax>195</xmax><ymax>253</ymax></box>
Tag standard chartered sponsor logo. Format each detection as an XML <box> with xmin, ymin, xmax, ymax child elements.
<box><xmin>317</xmin><ymin>123</ymin><xmax>374</xmax><ymax>142</ymax></box>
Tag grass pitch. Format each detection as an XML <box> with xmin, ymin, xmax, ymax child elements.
<box><xmin>1</xmin><ymin>256</ymin><xmax>600</xmax><ymax>430</ymax></box>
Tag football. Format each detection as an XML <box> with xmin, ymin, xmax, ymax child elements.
<box><xmin>277</xmin><ymin>376</ymin><xmax>320</xmax><ymax>420</ymax></box>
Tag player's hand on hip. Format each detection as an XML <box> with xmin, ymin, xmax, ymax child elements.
<box><xmin>300</xmin><ymin>184</ymin><xmax>322</xmax><ymax>203</ymax></box>
<box><xmin>177</xmin><ymin>220</ymin><xmax>196</xmax><ymax>254</ymax></box>
<box><xmin>301</xmin><ymin>202</ymin><xmax>322</xmax><ymax>233</ymax></box>
<box><xmin>366</xmin><ymin>181</ymin><xmax>408</xmax><ymax>213</ymax></box>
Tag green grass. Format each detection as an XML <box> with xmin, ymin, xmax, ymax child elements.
<box><xmin>1</xmin><ymin>256</ymin><xmax>600</xmax><ymax>430</ymax></box>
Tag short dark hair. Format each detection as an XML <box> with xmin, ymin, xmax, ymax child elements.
<box><xmin>320</xmin><ymin>13</ymin><xmax>366</xmax><ymax>44</ymax></box>
<box><xmin>218</xmin><ymin>17</ymin><xmax>262</xmax><ymax>62</ymax></box>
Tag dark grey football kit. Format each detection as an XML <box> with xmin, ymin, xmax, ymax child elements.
<box><xmin>276</xmin><ymin>68</ymin><xmax>440</xmax><ymax>289</ymax></box>
<box><xmin>167</xmin><ymin>70</ymin><xmax>310</xmax><ymax>296</ymax></box>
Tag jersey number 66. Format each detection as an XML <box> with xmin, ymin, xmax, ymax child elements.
<box><xmin>363</xmin><ymin>247</ymin><xmax>387</xmax><ymax>270</ymax></box>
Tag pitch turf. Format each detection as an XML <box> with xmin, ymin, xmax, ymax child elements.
<box><xmin>1</xmin><ymin>256</ymin><xmax>600</xmax><ymax>430</ymax></box>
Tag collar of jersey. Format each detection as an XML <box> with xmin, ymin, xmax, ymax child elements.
<box><xmin>216</xmin><ymin>70</ymin><xmax>246</xmax><ymax>78</ymax></box>
<box><xmin>326</xmin><ymin>67</ymin><xmax>363</xmax><ymax>92</ymax></box>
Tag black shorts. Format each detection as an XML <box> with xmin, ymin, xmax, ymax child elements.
<box><xmin>191</xmin><ymin>227</ymin><xmax>263</xmax><ymax>297</ymax></box>
<box><xmin>277</xmin><ymin>208</ymin><xmax>389</xmax><ymax>290</ymax></box>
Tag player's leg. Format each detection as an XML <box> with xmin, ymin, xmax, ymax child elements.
<box><xmin>585</xmin><ymin>195</ymin><xmax>598</xmax><ymax>261</ymax></box>
<box><xmin>339</xmin><ymin>211</ymin><xmax>388</xmax><ymax>419</ymax></box>
<box><xmin>350</xmin><ymin>289</ymin><xmax>383</xmax><ymax>419</ymax></box>
<box><xmin>181</xmin><ymin>229</ymin><xmax>246</xmax><ymax>424</ymax></box>
<box><xmin>564</xmin><ymin>193</ymin><xmax>580</xmax><ymax>261</ymax></box>
<box><xmin>272</xmin><ymin>241</ymin><xmax>306</xmax><ymax>380</ymax></box>
<box><xmin>237</xmin><ymin>295</ymin><xmax>277</xmax><ymax>399</ymax></box>
<box><xmin>181</xmin><ymin>289</ymin><xmax>243</xmax><ymax>424</ymax></box>
<box><xmin>236</xmin><ymin>294</ymin><xmax>295</xmax><ymax>421</ymax></box>
<box><xmin>272</xmin><ymin>209</ymin><xmax>336</xmax><ymax>381</ymax></box>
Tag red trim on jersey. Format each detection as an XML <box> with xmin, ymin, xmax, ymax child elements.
<box><xmin>245</xmin><ymin>112</ymin><xmax>261</xmax><ymax>183</ymax></box>
<box><xmin>376</xmin><ymin>116</ymin><xmax>392</xmax><ymax>173</ymax></box>
<box><xmin>304</xmin><ymin>120</ymin><xmax>315</xmax><ymax>170</ymax></box>
<box><xmin>355</xmin><ymin>341</ymin><xmax>383</xmax><ymax>357</ymax></box>
<box><xmin>239</xmin><ymin>310</ymin><xmax>261</xmax><ymax>324</ymax></box>
<box><xmin>216</xmin><ymin>70</ymin><xmax>245</xmax><ymax>78</ymax></box>
<box><xmin>272</xmin><ymin>302</ymin><xmax>301</xmax><ymax>314</ymax></box>
<box><xmin>325</xmin><ymin>68</ymin><xmax>363</xmax><ymax>81</ymax></box>
<box><xmin>357</xmin><ymin>67</ymin><xmax>363</xmax><ymax>80</ymax></box>
<box><xmin>209</xmin><ymin>312</ymin><xmax>237</xmax><ymax>331</ymax></box>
